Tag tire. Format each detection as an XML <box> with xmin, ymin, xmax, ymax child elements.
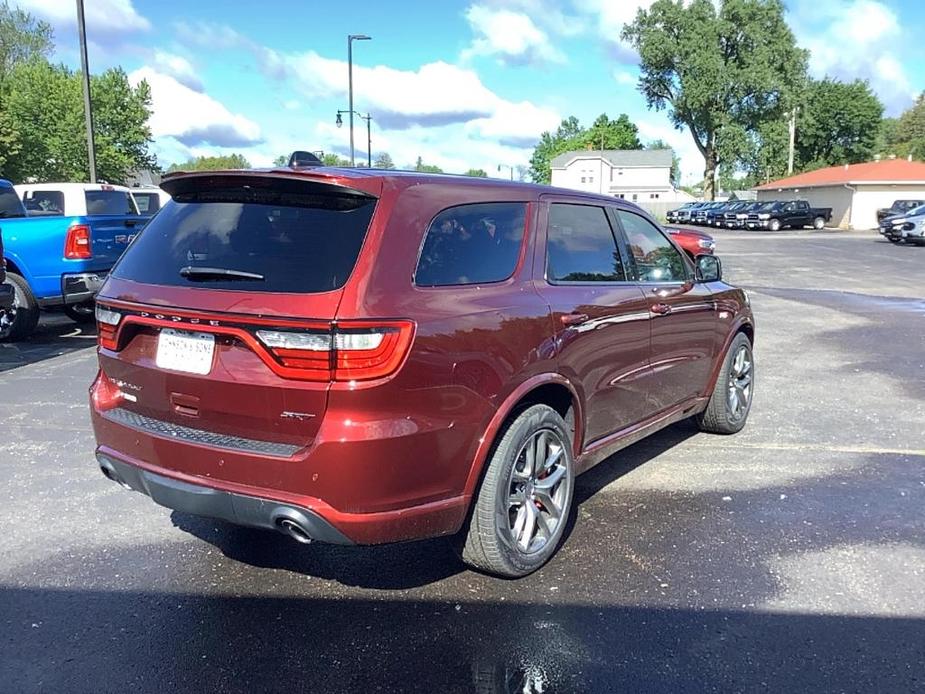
<box><xmin>2</xmin><ymin>273</ymin><xmax>40</xmax><ymax>341</ymax></box>
<box><xmin>696</xmin><ymin>332</ymin><xmax>754</xmax><ymax>435</ymax></box>
<box><xmin>813</xmin><ymin>217</ymin><xmax>825</xmax><ymax>230</ymax></box>
<box><xmin>64</xmin><ymin>301</ymin><xmax>95</xmax><ymax>324</ymax></box>
<box><xmin>768</xmin><ymin>218</ymin><xmax>781</xmax><ymax>232</ymax></box>
<box><xmin>459</xmin><ymin>404</ymin><xmax>575</xmax><ymax>577</ymax></box>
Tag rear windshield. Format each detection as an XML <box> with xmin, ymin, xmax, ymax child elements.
<box><xmin>0</xmin><ymin>186</ymin><xmax>25</xmax><ymax>219</ymax></box>
<box><xmin>85</xmin><ymin>190</ymin><xmax>137</xmax><ymax>215</ymax></box>
<box><xmin>111</xmin><ymin>180</ymin><xmax>377</xmax><ymax>293</ymax></box>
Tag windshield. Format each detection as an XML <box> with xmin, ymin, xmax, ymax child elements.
<box><xmin>111</xmin><ymin>180</ymin><xmax>377</xmax><ymax>293</ymax></box>
<box><xmin>903</xmin><ymin>203</ymin><xmax>925</xmax><ymax>217</ymax></box>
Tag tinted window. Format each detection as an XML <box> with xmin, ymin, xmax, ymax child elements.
<box><xmin>132</xmin><ymin>192</ymin><xmax>160</xmax><ymax>214</ymax></box>
<box><xmin>414</xmin><ymin>202</ymin><xmax>525</xmax><ymax>287</ymax></box>
<box><xmin>546</xmin><ymin>204</ymin><xmax>626</xmax><ymax>282</ymax></box>
<box><xmin>112</xmin><ymin>182</ymin><xmax>376</xmax><ymax>293</ymax></box>
<box><xmin>85</xmin><ymin>190</ymin><xmax>137</xmax><ymax>215</ymax></box>
<box><xmin>0</xmin><ymin>186</ymin><xmax>25</xmax><ymax>218</ymax></box>
<box><xmin>24</xmin><ymin>190</ymin><xmax>64</xmax><ymax>215</ymax></box>
<box><xmin>616</xmin><ymin>210</ymin><xmax>687</xmax><ymax>283</ymax></box>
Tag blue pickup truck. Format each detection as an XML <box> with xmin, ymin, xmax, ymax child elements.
<box><xmin>1</xmin><ymin>180</ymin><xmax>145</xmax><ymax>340</ymax></box>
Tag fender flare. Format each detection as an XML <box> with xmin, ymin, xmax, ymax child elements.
<box><xmin>461</xmin><ymin>373</ymin><xmax>583</xmax><ymax>500</ymax></box>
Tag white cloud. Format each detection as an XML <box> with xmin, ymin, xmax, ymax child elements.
<box><xmin>461</xmin><ymin>5</ymin><xmax>565</xmax><ymax>65</ymax></box>
<box><xmin>129</xmin><ymin>67</ymin><xmax>262</xmax><ymax>148</ymax></box>
<box><xmin>614</xmin><ymin>70</ymin><xmax>636</xmax><ymax>86</ymax></box>
<box><xmin>791</xmin><ymin>0</ymin><xmax>915</xmax><ymax>114</ymax></box>
<box><xmin>18</xmin><ymin>0</ymin><xmax>150</xmax><ymax>37</ymax></box>
<box><xmin>635</xmin><ymin>119</ymin><xmax>704</xmax><ymax>186</ymax></box>
<box><xmin>151</xmin><ymin>51</ymin><xmax>202</xmax><ymax>92</ymax></box>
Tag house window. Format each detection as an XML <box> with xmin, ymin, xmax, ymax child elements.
<box><xmin>650</xmin><ymin>193</ymin><xmax>659</xmax><ymax>200</ymax></box>
<box><xmin>588</xmin><ymin>176</ymin><xmax>594</xmax><ymax>184</ymax></box>
<box><xmin>581</xmin><ymin>177</ymin><xmax>586</xmax><ymax>183</ymax></box>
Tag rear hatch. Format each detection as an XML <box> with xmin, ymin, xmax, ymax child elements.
<box><xmin>94</xmin><ymin>173</ymin><xmax>380</xmax><ymax>453</ymax></box>
<box><xmin>84</xmin><ymin>188</ymin><xmax>146</xmax><ymax>269</ymax></box>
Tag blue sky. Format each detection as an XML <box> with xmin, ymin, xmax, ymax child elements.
<box><xmin>17</xmin><ymin>0</ymin><xmax>925</xmax><ymax>183</ymax></box>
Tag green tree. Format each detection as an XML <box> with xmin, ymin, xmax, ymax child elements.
<box><xmin>0</xmin><ymin>0</ymin><xmax>53</xmax><ymax>85</ymax></box>
<box><xmin>272</xmin><ymin>155</ymin><xmax>288</xmax><ymax>166</ymax></box>
<box><xmin>413</xmin><ymin>156</ymin><xmax>443</xmax><ymax>173</ymax></box>
<box><xmin>167</xmin><ymin>153</ymin><xmax>251</xmax><ymax>172</ymax></box>
<box><xmin>888</xmin><ymin>93</ymin><xmax>925</xmax><ymax>159</ymax></box>
<box><xmin>464</xmin><ymin>168</ymin><xmax>487</xmax><ymax>177</ymax></box>
<box><xmin>321</xmin><ymin>153</ymin><xmax>350</xmax><ymax>166</ymax></box>
<box><xmin>528</xmin><ymin>113</ymin><xmax>642</xmax><ymax>184</ymax></box>
<box><xmin>622</xmin><ymin>0</ymin><xmax>807</xmax><ymax>199</ymax></box>
<box><xmin>2</xmin><ymin>60</ymin><xmax>155</xmax><ymax>183</ymax></box>
<box><xmin>373</xmin><ymin>152</ymin><xmax>395</xmax><ymax>169</ymax></box>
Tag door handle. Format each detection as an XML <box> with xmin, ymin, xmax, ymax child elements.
<box><xmin>650</xmin><ymin>303</ymin><xmax>672</xmax><ymax>316</ymax></box>
<box><xmin>560</xmin><ymin>312</ymin><xmax>589</xmax><ymax>326</ymax></box>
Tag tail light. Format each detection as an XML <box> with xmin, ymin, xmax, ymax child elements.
<box><xmin>256</xmin><ymin>320</ymin><xmax>414</xmax><ymax>382</ymax></box>
<box><xmin>90</xmin><ymin>370</ymin><xmax>123</xmax><ymax>411</ymax></box>
<box><xmin>95</xmin><ymin>304</ymin><xmax>121</xmax><ymax>350</ymax></box>
<box><xmin>64</xmin><ymin>224</ymin><xmax>92</xmax><ymax>259</ymax></box>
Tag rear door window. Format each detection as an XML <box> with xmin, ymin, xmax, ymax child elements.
<box><xmin>414</xmin><ymin>202</ymin><xmax>526</xmax><ymax>287</ymax></box>
<box><xmin>132</xmin><ymin>192</ymin><xmax>160</xmax><ymax>214</ymax></box>
<box><xmin>546</xmin><ymin>203</ymin><xmax>627</xmax><ymax>282</ymax></box>
<box><xmin>111</xmin><ymin>178</ymin><xmax>377</xmax><ymax>293</ymax></box>
<box><xmin>85</xmin><ymin>190</ymin><xmax>137</xmax><ymax>215</ymax></box>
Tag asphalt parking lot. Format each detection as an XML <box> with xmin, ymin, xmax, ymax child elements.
<box><xmin>1</xmin><ymin>229</ymin><xmax>923</xmax><ymax>693</ymax></box>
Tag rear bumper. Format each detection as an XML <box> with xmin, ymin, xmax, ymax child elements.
<box><xmin>97</xmin><ymin>452</ymin><xmax>354</xmax><ymax>544</ymax></box>
<box><xmin>94</xmin><ymin>445</ymin><xmax>470</xmax><ymax>545</ymax></box>
<box><xmin>38</xmin><ymin>271</ymin><xmax>107</xmax><ymax>308</ymax></box>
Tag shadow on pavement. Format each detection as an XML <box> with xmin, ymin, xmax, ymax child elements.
<box><xmin>171</xmin><ymin>423</ymin><xmax>700</xmax><ymax>589</ymax></box>
<box><xmin>0</xmin><ymin>585</ymin><xmax>921</xmax><ymax>693</ymax></box>
<box><xmin>0</xmin><ymin>313</ymin><xmax>97</xmax><ymax>372</ymax></box>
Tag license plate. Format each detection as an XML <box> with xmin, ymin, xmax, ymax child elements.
<box><xmin>155</xmin><ymin>329</ymin><xmax>215</xmax><ymax>375</ymax></box>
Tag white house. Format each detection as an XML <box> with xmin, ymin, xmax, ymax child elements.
<box><xmin>550</xmin><ymin>149</ymin><xmax>693</xmax><ymax>203</ymax></box>
<box><xmin>754</xmin><ymin>158</ymin><xmax>925</xmax><ymax>229</ymax></box>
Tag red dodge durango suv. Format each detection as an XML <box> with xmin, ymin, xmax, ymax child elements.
<box><xmin>90</xmin><ymin>166</ymin><xmax>755</xmax><ymax>577</ymax></box>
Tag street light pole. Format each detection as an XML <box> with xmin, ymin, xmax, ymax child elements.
<box><xmin>337</xmin><ymin>111</ymin><xmax>372</xmax><ymax>167</ymax></box>
<box><xmin>76</xmin><ymin>0</ymin><xmax>97</xmax><ymax>182</ymax></box>
<box><xmin>347</xmin><ymin>34</ymin><xmax>371</xmax><ymax>167</ymax></box>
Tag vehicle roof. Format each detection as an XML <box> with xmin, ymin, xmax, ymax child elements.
<box><xmin>15</xmin><ymin>182</ymin><xmax>134</xmax><ymax>192</ymax></box>
<box><xmin>161</xmin><ymin>166</ymin><xmax>648</xmax><ymax>208</ymax></box>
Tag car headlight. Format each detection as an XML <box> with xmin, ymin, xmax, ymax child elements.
<box><xmin>893</xmin><ymin>218</ymin><xmax>907</xmax><ymax>225</ymax></box>
<box><xmin>758</xmin><ymin>214</ymin><xmax>770</xmax><ymax>219</ymax></box>
<box><xmin>698</xmin><ymin>239</ymin><xmax>715</xmax><ymax>249</ymax></box>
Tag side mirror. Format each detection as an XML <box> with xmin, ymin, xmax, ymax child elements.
<box><xmin>695</xmin><ymin>254</ymin><xmax>722</xmax><ymax>282</ymax></box>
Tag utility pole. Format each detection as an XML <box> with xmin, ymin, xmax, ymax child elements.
<box><xmin>347</xmin><ymin>34</ymin><xmax>371</xmax><ymax>167</ymax></box>
<box><xmin>361</xmin><ymin>114</ymin><xmax>372</xmax><ymax>167</ymax></box>
<box><xmin>599</xmin><ymin>131</ymin><xmax>604</xmax><ymax>195</ymax></box>
<box><xmin>76</xmin><ymin>0</ymin><xmax>96</xmax><ymax>182</ymax></box>
<box><xmin>787</xmin><ymin>107</ymin><xmax>798</xmax><ymax>176</ymax></box>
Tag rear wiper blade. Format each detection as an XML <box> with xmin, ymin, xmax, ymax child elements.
<box><xmin>179</xmin><ymin>266</ymin><xmax>265</xmax><ymax>281</ymax></box>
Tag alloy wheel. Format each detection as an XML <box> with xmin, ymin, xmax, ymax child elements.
<box><xmin>727</xmin><ymin>344</ymin><xmax>753</xmax><ymax>421</ymax></box>
<box><xmin>506</xmin><ymin>429</ymin><xmax>570</xmax><ymax>555</ymax></box>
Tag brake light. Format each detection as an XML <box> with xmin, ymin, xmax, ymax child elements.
<box><xmin>64</xmin><ymin>224</ymin><xmax>92</xmax><ymax>259</ymax></box>
<box><xmin>95</xmin><ymin>304</ymin><xmax>121</xmax><ymax>350</ymax></box>
<box><xmin>90</xmin><ymin>370</ymin><xmax>123</xmax><ymax>411</ymax></box>
<box><xmin>256</xmin><ymin>321</ymin><xmax>414</xmax><ymax>382</ymax></box>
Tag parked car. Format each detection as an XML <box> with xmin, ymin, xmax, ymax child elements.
<box><xmin>879</xmin><ymin>203</ymin><xmax>925</xmax><ymax>244</ymax></box>
<box><xmin>90</xmin><ymin>165</ymin><xmax>755</xmax><ymax>578</ymax></box>
<box><xmin>745</xmin><ymin>200</ymin><xmax>832</xmax><ymax>231</ymax></box>
<box><xmin>705</xmin><ymin>201</ymin><xmax>739</xmax><ymax>227</ymax></box>
<box><xmin>726</xmin><ymin>201</ymin><xmax>762</xmax><ymax>229</ymax></box>
<box><xmin>2</xmin><ymin>182</ymin><xmax>142</xmax><ymax>339</ymax></box>
<box><xmin>665</xmin><ymin>225</ymin><xmax>716</xmax><ymax>258</ymax></box>
<box><xmin>674</xmin><ymin>201</ymin><xmax>707</xmax><ymax>224</ymax></box>
<box><xmin>666</xmin><ymin>202</ymin><xmax>697</xmax><ymax>223</ymax></box>
<box><xmin>876</xmin><ymin>199</ymin><xmax>924</xmax><ymax>224</ymax></box>
<box><xmin>692</xmin><ymin>201</ymin><xmax>725</xmax><ymax>225</ymax></box>
<box><xmin>129</xmin><ymin>186</ymin><xmax>171</xmax><ymax>216</ymax></box>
